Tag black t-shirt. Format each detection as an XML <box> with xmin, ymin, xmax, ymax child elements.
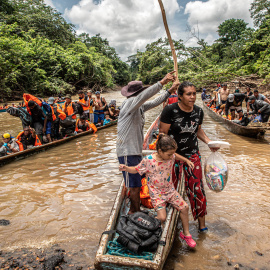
<box><xmin>20</xmin><ymin>133</ymin><xmax>36</xmax><ymax>150</ymax></box>
<box><xmin>30</xmin><ymin>105</ymin><xmax>46</xmax><ymax>123</ymax></box>
<box><xmin>160</xmin><ymin>103</ymin><xmax>204</xmax><ymax>157</ymax></box>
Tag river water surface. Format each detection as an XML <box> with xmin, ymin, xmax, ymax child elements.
<box><xmin>0</xmin><ymin>92</ymin><xmax>270</xmax><ymax>269</ymax></box>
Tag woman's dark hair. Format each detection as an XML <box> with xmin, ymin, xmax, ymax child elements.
<box><xmin>156</xmin><ymin>133</ymin><xmax>177</xmax><ymax>152</ymax></box>
<box><xmin>178</xmin><ymin>81</ymin><xmax>196</xmax><ymax>96</ymax></box>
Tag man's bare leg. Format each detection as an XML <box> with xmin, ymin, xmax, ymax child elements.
<box><xmin>128</xmin><ymin>187</ymin><xmax>141</xmax><ymax>214</ymax></box>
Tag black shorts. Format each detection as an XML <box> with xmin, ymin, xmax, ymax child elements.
<box><xmin>118</xmin><ymin>155</ymin><xmax>142</xmax><ymax>188</ymax></box>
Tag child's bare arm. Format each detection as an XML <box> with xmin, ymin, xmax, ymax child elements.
<box><xmin>119</xmin><ymin>164</ymin><xmax>138</xmax><ymax>174</ymax></box>
<box><xmin>175</xmin><ymin>153</ymin><xmax>194</xmax><ymax>169</ymax></box>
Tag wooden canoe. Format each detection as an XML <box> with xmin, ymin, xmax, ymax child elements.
<box><xmin>0</xmin><ymin>120</ymin><xmax>117</xmax><ymax>167</ymax></box>
<box><xmin>203</xmin><ymin>102</ymin><xmax>266</xmax><ymax>138</ymax></box>
<box><xmin>95</xmin><ymin>115</ymin><xmax>185</xmax><ymax>270</ymax></box>
<box><xmin>0</xmin><ymin>101</ymin><xmax>65</xmax><ymax>113</ymax></box>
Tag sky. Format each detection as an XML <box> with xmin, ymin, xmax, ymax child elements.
<box><xmin>44</xmin><ymin>0</ymin><xmax>254</xmax><ymax>60</ymax></box>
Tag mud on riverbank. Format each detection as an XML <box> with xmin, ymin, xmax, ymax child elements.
<box><xmin>0</xmin><ymin>244</ymin><xmax>96</xmax><ymax>270</ymax></box>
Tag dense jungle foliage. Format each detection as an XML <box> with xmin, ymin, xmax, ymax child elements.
<box><xmin>129</xmin><ymin>0</ymin><xmax>270</xmax><ymax>89</ymax></box>
<box><xmin>0</xmin><ymin>0</ymin><xmax>130</xmax><ymax>100</ymax></box>
<box><xmin>0</xmin><ymin>0</ymin><xmax>269</xmax><ymax>100</ymax></box>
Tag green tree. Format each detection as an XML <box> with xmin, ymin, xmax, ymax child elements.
<box><xmin>2</xmin><ymin>0</ymin><xmax>76</xmax><ymax>46</ymax></box>
<box><xmin>79</xmin><ymin>33</ymin><xmax>130</xmax><ymax>85</ymax></box>
<box><xmin>0</xmin><ymin>0</ymin><xmax>14</xmax><ymax>15</ymax></box>
<box><xmin>217</xmin><ymin>19</ymin><xmax>248</xmax><ymax>46</ymax></box>
<box><xmin>250</xmin><ymin>0</ymin><xmax>270</xmax><ymax>27</ymax></box>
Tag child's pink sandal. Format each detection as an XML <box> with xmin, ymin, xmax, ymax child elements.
<box><xmin>179</xmin><ymin>232</ymin><xmax>196</xmax><ymax>248</ymax></box>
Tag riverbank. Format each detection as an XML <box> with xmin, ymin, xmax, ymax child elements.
<box><xmin>0</xmin><ymin>244</ymin><xmax>95</xmax><ymax>270</ymax></box>
<box><xmin>203</xmin><ymin>74</ymin><xmax>270</xmax><ymax>97</ymax></box>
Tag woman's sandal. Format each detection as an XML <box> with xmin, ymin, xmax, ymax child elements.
<box><xmin>179</xmin><ymin>232</ymin><xmax>196</xmax><ymax>248</ymax></box>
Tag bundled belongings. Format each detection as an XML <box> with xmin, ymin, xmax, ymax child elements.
<box><xmin>7</xmin><ymin>107</ymin><xmax>32</xmax><ymax>127</ymax></box>
<box><xmin>231</xmin><ymin>113</ymin><xmax>251</xmax><ymax>126</ymax></box>
<box><xmin>60</xmin><ymin>115</ymin><xmax>76</xmax><ymax>137</ymax></box>
<box><xmin>116</xmin><ymin>211</ymin><xmax>162</xmax><ymax>254</ymax></box>
<box><xmin>204</xmin><ymin>141</ymin><xmax>230</xmax><ymax>192</ymax></box>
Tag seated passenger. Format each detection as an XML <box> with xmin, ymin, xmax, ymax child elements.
<box><xmin>225</xmin><ymin>93</ymin><xmax>246</xmax><ymax>120</ymax></box>
<box><xmin>75</xmin><ymin>115</ymin><xmax>97</xmax><ymax>134</ymax></box>
<box><xmin>103</xmin><ymin>114</ymin><xmax>112</xmax><ymax>126</ymax></box>
<box><xmin>108</xmin><ymin>100</ymin><xmax>119</xmax><ymax>120</ymax></box>
<box><xmin>0</xmin><ymin>133</ymin><xmax>20</xmax><ymax>156</ymax></box>
<box><xmin>16</xmin><ymin>126</ymin><xmax>42</xmax><ymax>150</ymax></box>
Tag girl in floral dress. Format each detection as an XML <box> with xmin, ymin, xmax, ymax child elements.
<box><xmin>119</xmin><ymin>134</ymin><xmax>196</xmax><ymax>248</ymax></box>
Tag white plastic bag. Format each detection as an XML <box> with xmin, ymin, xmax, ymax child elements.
<box><xmin>204</xmin><ymin>151</ymin><xmax>228</xmax><ymax>192</ymax></box>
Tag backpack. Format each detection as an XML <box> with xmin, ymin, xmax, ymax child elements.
<box><xmin>42</xmin><ymin>102</ymin><xmax>53</xmax><ymax>121</ymax></box>
<box><xmin>75</xmin><ymin>102</ymin><xmax>84</xmax><ymax>115</ymax></box>
<box><xmin>116</xmin><ymin>211</ymin><xmax>163</xmax><ymax>254</ymax></box>
<box><xmin>7</xmin><ymin>107</ymin><xmax>32</xmax><ymax>127</ymax></box>
<box><xmin>60</xmin><ymin>115</ymin><xmax>76</xmax><ymax>128</ymax></box>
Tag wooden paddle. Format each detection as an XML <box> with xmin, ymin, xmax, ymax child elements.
<box><xmin>158</xmin><ymin>0</ymin><xmax>179</xmax><ymax>83</ymax></box>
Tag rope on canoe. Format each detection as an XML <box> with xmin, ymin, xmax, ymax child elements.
<box><xmin>106</xmin><ymin>237</ymin><xmax>154</xmax><ymax>261</ymax></box>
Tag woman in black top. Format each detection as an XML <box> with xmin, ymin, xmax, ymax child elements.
<box><xmin>160</xmin><ymin>81</ymin><xmax>218</xmax><ymax>232</ymax></box>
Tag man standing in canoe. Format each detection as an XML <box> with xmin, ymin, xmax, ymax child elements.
<box><xmin>117</xmin><ymin>71</ymin><xmax>179</xmax><ymax>214</ymax></box>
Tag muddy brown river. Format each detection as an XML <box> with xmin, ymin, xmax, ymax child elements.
<box><xmin>0</xmin><ymin>92</ymin><xmax>270</xmax><ymax>269</ymax></box>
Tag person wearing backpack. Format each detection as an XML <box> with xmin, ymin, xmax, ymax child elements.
<box><xmin>41</xmin><ymin>100</ymin><xmax>55</xmax><ymax>143</ymax></box>
<box><xmin>119</xmin><ymin>134</ymin><xmax>196</xmax><ymax>248</ymax></box>
<box><xmin>48</xmin><ymin>97</ymin><xmax>66</xmax><ymax>140</ymax></box>
<box><xmin>27</xmin><ymin>100</ymin><xmax>47</xmax><ymax>142</ymax></box>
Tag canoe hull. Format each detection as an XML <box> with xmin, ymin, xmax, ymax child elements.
<box><xmin>0</xmin><ymin>120</ymin><xmax>117</xmax><ymax>167</ymax></box>
<box><xmin>203</xmin><ymin>102</ymin><xmax>266</xmax><ymax>138</ymax></box>
<box><xmin>95</xmin><ymin>115</ymin><xmax>185</xmax><ymax>270</ymax></box>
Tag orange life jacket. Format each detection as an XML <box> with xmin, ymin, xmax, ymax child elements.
<box><xmin>23</xmin><ymin>94</ymin><xmax>42</xmax><ymax>107</ymax></box>
<box><xmin>140</xmin><ymin>177</ymin><xmax>153</xmax><ymax>209</ymax></box>
<box><xmin>50</xmin><ymin>104</ymin><xmax>65</xmax><ymax>121</ymax></box>
<box><xmin>55</xmin><ymin>104</ymin><xmax>66</xmax><ymax>120</ymax></box>
<box><xmin>79</xmin><ymin>96</ymin><xmax>89</xmax><ymax>111</ymax></box>
<box><xmin>75</xmin><ymin>119</ymin><xmax>97</xmax><ymax>133</ymax></box>
<box><xmin>149</xmin><ymin>138</ymin><xmax>158</xmax><ymax>150</ymax></box>
<box><xmin>62</xmin><ymin>102</ymin><xmax>76</xmax><ymax>119</ymax></box>
<box><xmin>16</xmin><ymin>131</ymin><xmax>42</xmax><ymax>150</ymax></box>
<box><xmin>16</xmin><ymin>140</ymin><xmax>24</xmax><ymax>151</ymax></box>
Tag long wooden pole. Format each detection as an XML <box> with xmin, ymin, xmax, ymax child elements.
<box><xmin>158</xmin><ymin>0</ymin><xmax>179</xmax><ymax>83</ymax></box>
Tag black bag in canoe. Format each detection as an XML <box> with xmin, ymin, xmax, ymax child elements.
<box><xmin>116</xmin><ymin>211</ymin><xmax>162</xmax><ymax>254</ymax></box>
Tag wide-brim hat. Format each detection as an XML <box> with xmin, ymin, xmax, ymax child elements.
<box><xmin>121</xmin><ymin>81</ymin><xmax>148</xmax><ymax>97</ymax></box>
<box><xmin>65</xmin><ymin>94</ymin><xmax>72</xmax><ymax>99</ymax></box>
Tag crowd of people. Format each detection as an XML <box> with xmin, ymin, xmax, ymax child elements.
<box><xmin>0</xmin><ymin>90</ymin><xmax>120</xmax><ymax>157</ymax></box>
<box><xmin>203</xmin><ymin>84</ymin><xmax>270</xmax><ymax>124</ymax></box>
